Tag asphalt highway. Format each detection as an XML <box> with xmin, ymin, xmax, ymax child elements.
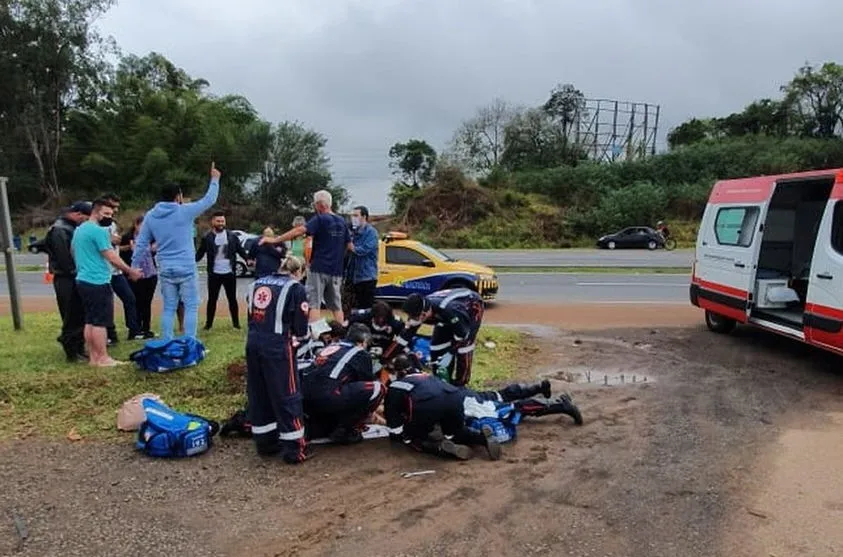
<box><xmin>1</xmin><ymin>271</ymin><xmax>690</xmax><ymax>304</ymax></box>
<box><xmin>10</xmin><ymin>248</ymin><xmax>694</xmax><ymax>269</ymax></box>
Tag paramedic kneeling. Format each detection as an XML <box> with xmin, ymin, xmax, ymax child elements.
<box><xmin>394</xmin><ymin>288</ymin><xmax>485</xmax><ymax>386</ymax></box>
<box><xmin>384</xmin><ymin>356</ymin><xmax>501</xmax><ymax>461</ymax></box>
<box><xmin>302</xmin><ymin>323</ymin><xmax>384</xmax><ymax>444</ymax></box>
<box><xmin>245</xmin><ymin>255</ymin><xmax>311</xmax><ymax>464</ymax></box>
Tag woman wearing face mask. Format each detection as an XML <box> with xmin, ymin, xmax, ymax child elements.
<box><xmin>121</xmin><ymin>215</ymin><xmax>158</xmax><ymax>338</ymax></box>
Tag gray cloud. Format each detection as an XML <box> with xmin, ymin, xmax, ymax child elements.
<box><xmin>99</xmin><ymin>0</ymin><xmax>843</xmax><ymax>213</ymax></box>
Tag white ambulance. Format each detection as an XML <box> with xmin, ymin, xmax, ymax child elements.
<box><xmin>691</xmin><ymin>168</ymin><xmax>843</xmax><ymax>355</ymax></box>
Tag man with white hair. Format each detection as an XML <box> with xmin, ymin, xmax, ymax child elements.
<box><xmin>262</xmin><ymin>189</ymin><xmax>352</xmax><ymax>323</ymax></box>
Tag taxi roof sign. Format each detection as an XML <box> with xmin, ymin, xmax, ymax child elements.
<box><xmin>383</xmin><ymin>231</ymin><xmax>408</xmax><ymax>242</ymax></box>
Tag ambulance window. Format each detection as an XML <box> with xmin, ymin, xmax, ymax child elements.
<box><xmin>832</xmin><ymin>201</ymin><xmax>843</xmax><ymax>255</ymax></box>
<box><xmin>714</xmin><ymin>207</ymin><xmax>760</xmax><ymax>247</ymax></box>
<box><xmin>386</xmin><ymin>246</ymin><xmax>428</xmax><ymax>266</ymax></box>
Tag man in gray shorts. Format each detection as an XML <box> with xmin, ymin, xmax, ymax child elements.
<box><xmin>261</xmin><ymin>190</ymin><xmax>352</xmax><ymax>323</ymax></box>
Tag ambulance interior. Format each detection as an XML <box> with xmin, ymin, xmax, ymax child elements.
<box><xmin>752</xmin><ymin>176</ymin><xmax>835</xmax><ymax>329</ymax></box>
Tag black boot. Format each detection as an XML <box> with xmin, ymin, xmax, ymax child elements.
<box><xmin>419</xmin><ymin>438</ymin><xmax>472</xmax><ymax>460</ymax></box>
<box><xmin>517</xmin><ymin>394</ymin><xmax>583</xmax><ymax>425</ymax></box>
<box><xmin>329</xmin><ymin>425</ymin><xmax>363</xmax><ymax>445</ymax></box>
<box><xmin>498</xmin><ymin>379</ymin><xmax>552</xmax><ymax>402</ymax></box>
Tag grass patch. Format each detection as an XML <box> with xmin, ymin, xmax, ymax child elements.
<box><xmin>0</xmin><ymin>312</ymin><xmax>526</xmax><ymax>442</ymax></box>
<box><xmin>493</xmin><ymin>266</ymin><xmax>691</xmax><ymax>274</ymax></box>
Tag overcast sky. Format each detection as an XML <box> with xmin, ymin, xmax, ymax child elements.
<box><xmin>98</xmin><ymin>0</ymin><xmax>843</xmax><ymax>214</ymax></box>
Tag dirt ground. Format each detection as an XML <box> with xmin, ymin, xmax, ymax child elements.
<box><xmin>1</xmin><ymin>302</ymin><xmax>842</xmax><ymax>557</ymax></box>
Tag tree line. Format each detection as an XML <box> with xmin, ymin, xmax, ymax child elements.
<box><xmin>386</xmin><ymin>62</ymin><xmax>843</xmax><ymax>244</ymax></box>
<box><xmin>1</xmin><ymin>0</ymin><xmax>344</xmax><ymax>229</ymax></box>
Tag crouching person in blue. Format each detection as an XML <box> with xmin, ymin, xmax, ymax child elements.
<box><xmin>245</xmin><ymin>255</ymin><xmax>311</xmax><ymax>464</ymax></box>
<box><xmin>391</xmin><ymin>288</ymin><xmax>484</xmax><ymax>387</ymax></box>
<box><xmin>302</xmin><ymin>323</ymin><xmax>384</xmax><ymax>443</ymax></box>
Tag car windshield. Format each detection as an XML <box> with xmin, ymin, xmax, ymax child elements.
<box><xmin>418</xmin><ymin>243</ymin><xmax>456</xmax><ymax>262</ymax></box>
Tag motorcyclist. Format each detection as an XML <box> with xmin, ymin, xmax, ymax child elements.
<box><xmin>386</xmin><ymin>288</ymin><xmax>484</xmax><ymax>387</ymax></box>
<box><xmin>656</xmin><ymin>220</ymin><xmax>671</xmax><ymax>240</ymax></box>
<box><xmin>302</xmin><ymin>323</ymin><xmax>385</xmax><ymax>444</ymax></box>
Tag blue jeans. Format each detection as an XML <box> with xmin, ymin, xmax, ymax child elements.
<box><xmin>159</xmin><ymin>267</ymin><xmax>200</xmax><ymax>340</ymax></box>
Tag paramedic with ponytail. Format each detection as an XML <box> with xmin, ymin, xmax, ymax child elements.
<box><xmin>245</xmin><ymin>255</ymin><xmax>312</xmax><ymax>464</ymax></box>
<box><xmin>387</xmin><ymin>288</ymin><xmax>485</xmax><ymax>387</ymax></box>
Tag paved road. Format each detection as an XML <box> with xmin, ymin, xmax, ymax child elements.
<box><xmin>9</xmin><ymin>248</ymin><xmax>694</xmax><ymax>269</ymax></box>
<box><xmin>0</xmin><ymin>271</ymin><xmax>690</xmax><ymax>304</ymax></box>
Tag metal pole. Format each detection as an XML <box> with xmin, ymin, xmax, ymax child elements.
<box><xmin>0</xmin><ymin>177</ymin><xmax>23</xmax><ymax>330</ymax></box>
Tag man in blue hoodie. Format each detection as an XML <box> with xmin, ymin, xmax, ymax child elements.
<box><xmin>132</xmin><ymin>163</ymin><xmax>221</xmax><ymax>340</ymax></box>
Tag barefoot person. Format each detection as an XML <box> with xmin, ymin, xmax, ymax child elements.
<box><xmin>71</xmin><ymin>198</ymin><xmax>142</xmax><ymax>367</ymax></box>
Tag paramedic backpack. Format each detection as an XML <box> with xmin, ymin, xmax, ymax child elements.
<box><xmin>129</xmin><ymin>336</ymin><xmax>206</xmax><ymax>373</ymax></box>
<box><xmin>136</xmin><ymin>398</ymin><xmax>218</xmax><ymax>458</ymax></box>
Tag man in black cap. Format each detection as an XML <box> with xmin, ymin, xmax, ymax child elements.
<box><xmin>44</xmin><ymin>201</ymin><xmax>92</xmax><ymax>362</ymax></box>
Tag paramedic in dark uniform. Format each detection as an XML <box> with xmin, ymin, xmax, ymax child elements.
<box><xmin>245</xmin><ymin>255</ymin><xmax>311</xmax><ymax>464</ymax></box>
<box><xmin>391</xmin><ymin>288</ymin><xmax>485</xmax><ymax>386</ymax></box>
<box><xmin>347</xmin><ymin>300</ymin><xmax>405</xmax><ymax>354</ymax></box>
<box><xmin>384</xmin><ymin>357</ymin><xmax>502</xmax><ymax>461</ymax></box>
<box><xmin>391</xmin><ymin>355</ymin><xmax>583</xmax><ymax>425</ymax></box>
<box><xmin>302</xmin><ymin>323</ymin><xmax>384</xmax><ymax>443</ymax></box>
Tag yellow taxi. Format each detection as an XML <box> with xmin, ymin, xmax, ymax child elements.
<box><xmin>375</xmin><ymin>232</ymin><xmax>499</xmax><ymax>301</ymax></box>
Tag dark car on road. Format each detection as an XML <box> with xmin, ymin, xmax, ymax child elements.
<box><xmin>596</xmin><ymin>226</ymin><xmax>667</xmax><ymax>250</ymax></box>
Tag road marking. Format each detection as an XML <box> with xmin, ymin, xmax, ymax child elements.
<box><xmin>576</xmin><ymin>282</ymin><xmax>687</xmax><ymax>287</ymax></box>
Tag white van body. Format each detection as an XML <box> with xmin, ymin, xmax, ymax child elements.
<box><xmin>691</xmin><ymin>168</ymin><xmax>843</xmax><ymax>355</ymax></box>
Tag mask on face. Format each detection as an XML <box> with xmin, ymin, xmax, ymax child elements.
<box><xmin>351</xmin><ymin>216</ymin><xmax>360</xmax><ymax>229</ymax></box>
<box><xmin>99</xmin><ymin>217</ymin><xmax>113</xmax><ymax>228</ymax></box>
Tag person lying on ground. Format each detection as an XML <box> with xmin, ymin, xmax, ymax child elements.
<box><xmin>301</xmin><ymin>323</ymin><xmax>384</xmax><ymax>444</ymax></box>
<box><xmin>384</xmin><ymin>288</ymin><xmax>485</xmax><ymax>387</ymax></box>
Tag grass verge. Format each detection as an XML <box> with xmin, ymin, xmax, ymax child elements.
<box><xmin>0</xmin><ymin>312</ymin><xmax>526</xmax><ymax>442</ymax></box>
<box><xmin>493</xmin><ymin>266</ymin><xmax>691</xmax><ymax>274</ymax></box>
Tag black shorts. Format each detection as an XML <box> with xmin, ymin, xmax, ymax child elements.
<box><xmin>77</xmin><ymin>281</ymin><xmax>114</xmax><ymax>328</ymax></box>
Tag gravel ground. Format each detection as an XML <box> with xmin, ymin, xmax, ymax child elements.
<box><xmin>1</xmin><ymin>316</ymin><xmax>842</xmax><ymax>557</ymax></box>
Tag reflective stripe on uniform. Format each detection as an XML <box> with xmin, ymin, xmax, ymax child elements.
<box><xmin>369</xmin><ymin>381</ymin><xmax>382</xmax><ymax>401</ymax></box>
<box><xmin>387</xmin><ymin>425</ymin><xmax>403</xmax><ymax>434</ymax></box>
<box><xmin>329</xmin><ymin>346</ymin><xmax>365</xmax><ymax>379</ymax></box>
<box><xmin>396</xmin><ymin>336</ymin><xmax>409</xmax><ymax>347</ymax></box>
<box><xmin>439</xmin><ymin>289</ymin><xmax>472</xmax><ymax>309</ymax></box>
<box><xmin>430</xmin><ymin>341</ymin><xmax>451</xmax><ymax>351</ymax></box>
<box><xmin>251</xmin><ymin>422</ymin><xmax>278</xmax><ymax>435</ymax></box>
<box><xmin>279</xmin><ymin>428</ymin><xmax>305</xmax><ymax>441</ymax></box>
<box><xmin>457</xmin><ymin>343</ymin><xmax>475</xmax><ymax>354</ymax></box>
<box><xmin>389</xmin><ymin>380</ymin><xmax>414</xmax><ymax>392</ymax></box>
<box><xmin>273</xmin><ymin>280</ymin><xmax>295</xmax><ymax>335</ymax></box>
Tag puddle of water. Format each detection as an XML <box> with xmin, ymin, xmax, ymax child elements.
<box><xmin>538</xmin><ymin>366</ymin><xmax>656</xmax><ymax>387</ymax></box>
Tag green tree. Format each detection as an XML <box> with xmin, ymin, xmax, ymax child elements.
<box><xmin>782</xmin><ymin>62</ymin><xmax>843</xmax><ymax>138</ymax></box>
<box><xmin>0</xmin><ymin>0</ymin><xmax>115</xmax><ymax>201</ymax></box>
<box><xmin>501</xmin><ymin>108</ymin><xmax>586</xmax><ymax>171</ymax></box>
<box><xmin>59</xmin><ymin>52</ymin><xmax>271</xmax><ymax>201</ymax></box>
<box><xmin>388</xmin><ymin>139</ymin><xmax>437</xmax><ymax>187</ymax></box>
<box><xmin>259</xmin><ymin>121</ymin><xmax>347</xmax><ymax>213</ymax></box>
<box><xmin>542</xmin><ymin>83</ymin><xmax>587</xmax><ymax>140</ymax></box>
